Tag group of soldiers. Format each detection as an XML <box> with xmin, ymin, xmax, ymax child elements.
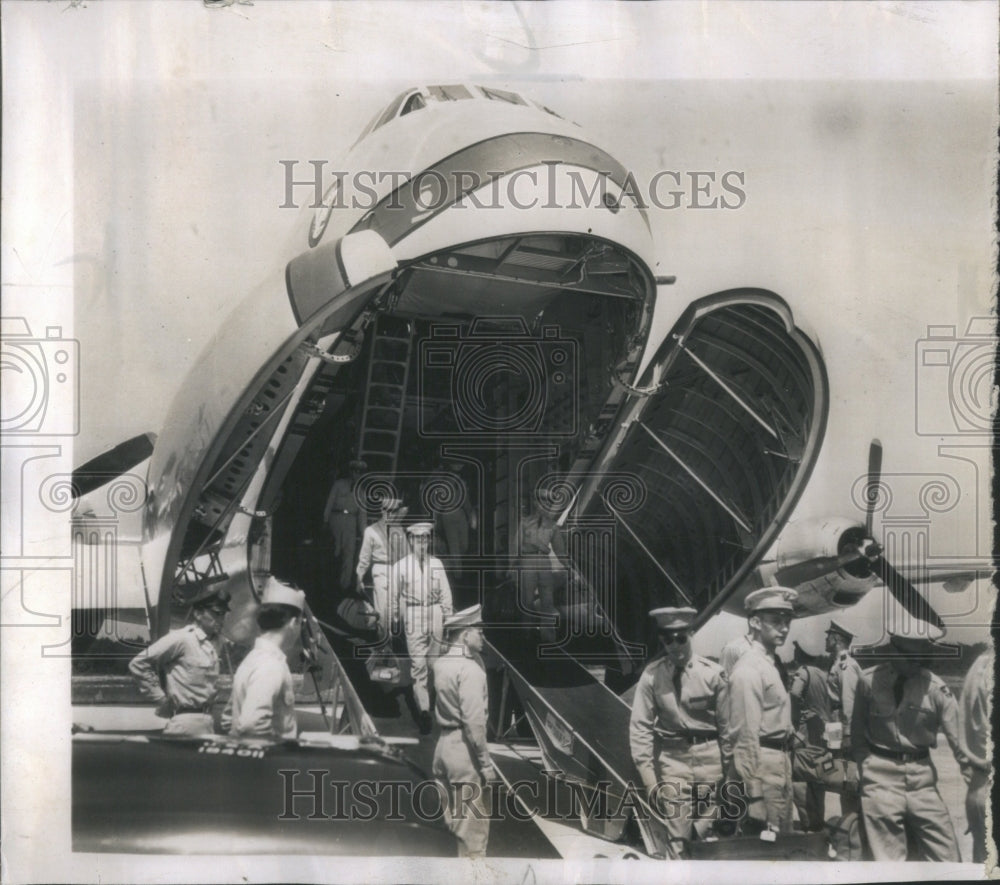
<box><xmin>128</xmin><ymin>574</ymin><xmax>494</xmax><ymax>858</ymax></box>
<box><xmin>628</xmin><ymin>586</ymin><xmax>992</xmax><ymax>862</ymax></box>
<box><xmin>129</xmin><ymin>578</ymin><xmax>308</xmax><ymax>741</ymax></box>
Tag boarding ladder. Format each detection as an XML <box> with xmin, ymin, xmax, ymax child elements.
<box><xmin>357</xmin><ymin>314</ymin><xmax>413</xmax><ymax>474</ymax></box>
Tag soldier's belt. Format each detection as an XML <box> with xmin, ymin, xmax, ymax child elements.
<box><xmin>868</xmin><ymin>744</ymin><xmax>929</xmax><ymax>763</ymax></box>
<box><xmin>174</xmin><ymin>703</ymin><xmax>212</xmax><ymax>715</ymax></box>
<box><xmin>657</xmin><ymin>730</ymin><xmax>719</xmax><ymax>747</ymax></box>
<box><xmin>759</xmin><ymin>736</ymin><xmax>794</xmax><ymax>752</ymax></box>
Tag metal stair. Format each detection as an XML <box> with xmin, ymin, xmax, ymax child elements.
<box><xmin>357</xmin><ymin>314</ymin><xmax>413</xmax><ymax>474</ymax></box>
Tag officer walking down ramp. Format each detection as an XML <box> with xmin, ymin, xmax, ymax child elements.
<box><xmin>128</xmin><ymin>586</ymin><xmax>231</xmax><ymax>736</ymax></box>
<box><xmin>394</xmin><ymin>522</ymin><xmax>453</xmax><ymax>734</ymax></box>
<box><xmin>223</xmin><ymin>578</ymin><xmax>305</xmax><ymax>741</ymax></box>
<box><xmin>629</xmin><ymin>607</ymin><xmax>730</xmax><ymax>859</ymax></box>
<box><xmin>851</xmin><ymin>622</ymin><xmax>970</xmax><ymax>862</ymax></box>
<box><xmin>725</xmin><ymin>587</ymin><xmax>798</xmax><ymax>836</ymax></box>
<box><xmin>432</xmin><ymin>605</ymin><xmax>496</xmax><ymax>859</ymax></box>
<box><xmin>356</xmin><ymin>495</ymin><xmax>408</xmax><ymax>633</ymax></box>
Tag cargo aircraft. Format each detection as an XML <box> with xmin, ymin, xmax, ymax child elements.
<box><xmin>64</xmin><ymin>84</ymin><xmax>969</xmax><ymax>858</ymax></box>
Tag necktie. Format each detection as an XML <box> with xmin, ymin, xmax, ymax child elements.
<box><xmin>893</xmin><ymin>674</ymin><xmax>906</xmax><ymax>706</ymax></box>
<box><xmin>774</xmin><ymin>654</ymin><xmax>790</xmax><ymax>689</ymax></box>
<box><xmin>672</xmin><ymin>665</ymin><xmax>683</xmax><ymax>700</ymax></box>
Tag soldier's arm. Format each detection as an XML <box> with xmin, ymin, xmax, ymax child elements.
<box><xmin>711</xmin><ymin>667</ymin><xmax>733</xmax><ymax>769</ymax></box>
<box><xmin>457</xmin><ymin>666</ymin><xmax>492</xmax><ymax>776</ymax></box>
<box><xmin>628</xmin><ymin>671</ymin><xmax>658</xmax><ymax>793</ymax></box>
<box><xmin>356</xmin><ymin>530</ymin><xmax>373</xmax><ymax>581</ymax></box>
<box><xmin>128</xmin><ymin>632</ymin><xmax>181</xmax><ymax>702</ymax></box>
<box><xmin>936</xmin><ymin>680</ymin><xmax>969</xmax><ymax>770</ymax></box>
<box><xmin>959</xmin><ymin>656</ymin><xmax>992</xmax><ymax>769</ymax></box>
<box><xmin>726</xmin><ymin>665</ymin><xmax>763</xmax><ymax>785</ymax></box>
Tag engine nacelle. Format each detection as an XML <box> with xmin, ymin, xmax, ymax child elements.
<box><xmin>775</xmin><ymin>516</ymin><xmax>872</xmax><ymax>579</ymax></box>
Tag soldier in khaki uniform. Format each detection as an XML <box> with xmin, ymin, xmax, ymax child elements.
<box><xmin>322</xmin><ymin>458</ymin><xmax>366</xmax><ymax>593</ymax></box>
<box><xmin>629</xmin><ymin>606</ymin><xmax>729</xmax><ymax>857</ymax></box>
<box><xmin>851</xmin><ymin>623</ymin><xmax>970</xmax><ymax>861</ymax></box>
<box><xmin>129</xmin><ymin>586</ymin><xmax>231</xmax><ymax>736</ymax></box>
<box><xmin>719</xmin><ymin>631</ymin><xmax>754</xmax><ymax>676</ymax></box>
<box><xmin>724</xmin><ymin>587</ymin><xmax>798</xmax><ymax>834</ymax></box>
<box><xmin>825</xmin><ymin>619</ymin><xmax>863</xmax><ymax>813</ymax></box>
<box><xmin>432</xmin><ymin>605</ymin><xmax>496</xmax><ymax>859</ymax></box>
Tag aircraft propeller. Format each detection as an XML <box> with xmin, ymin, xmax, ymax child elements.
<box><xmin>855</xmin><ymin>438</ymin><xmax>944</xmax><ymax>629</ymax></box>
<box><xmin>775</xmin><ymin>439</ymin><xmax>945</xmax><ymax>629</ymax></box>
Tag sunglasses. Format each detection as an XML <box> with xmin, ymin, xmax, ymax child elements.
<box><xmin>659</xmin><ymin>630</ymin><xmax>689</xmax><ymax>645</ymax></box>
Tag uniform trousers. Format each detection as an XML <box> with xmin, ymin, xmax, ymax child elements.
<box><xmin>966</xmin><ymin>767</ymin><xmax>989</xmax><ymax>864</ymax></box>
<box><xmin>654</xmin><ymin>740</ymin><xmax>724</xmax><ymax>841</ymax></box>
<box><xmin>433</xmin><ymin>728</ymin><xmax>491</xmax><ymax>858</ymax></box>
<box><xmin>860</xmin><ymin>753</ymin><xmax>960</xmax><ymax>861</ymax></box>
<box><xmin>745</xmin><ymin>746</ymin><xmax>794</xmax><ymax>832</ymax></box>
<box><xmin>402</xmin><ymin>606</ymin><xmax>443</xmax><ymax>712</ymax></box>
<box><xmin>329</xmin><ymin>512</ymin><xmax>358</xmax><ymax>591</ymax></box>
<box><xmin>162</xmin><ymin>712</ymin><xmax>215</xmax><ymax>736</ymax></box>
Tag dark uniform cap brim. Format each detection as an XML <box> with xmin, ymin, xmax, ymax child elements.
<box><xmin>189</xmin><ymin>586</ymin><xmax>231</xmax><ymax>610</ymax></box>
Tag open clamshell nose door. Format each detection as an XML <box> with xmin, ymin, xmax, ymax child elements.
<box><xmin>144</xmin><ymin>230</ymin><xmax>397</xmax><ymax>638</ymax></box>
<box><xmin>570</xmin><ymin>288</ymin><xmax>829</xmax><ymax>642</ymax></box>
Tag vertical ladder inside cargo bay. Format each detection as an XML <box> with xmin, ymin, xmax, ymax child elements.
<box><xmin>357</xmin><ymin>315</ymin><xmax>413</xmax><ymax>474</ymax></box>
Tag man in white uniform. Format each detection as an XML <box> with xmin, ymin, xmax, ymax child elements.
<box><xmin>223</xmin><ymin>577</ymin><xmax>305</xmax><ymax>740</ymax></box>
<box><xmin>356</xmin><ymin>495</ymin><xmax>408</xmax><ymax>633</ymax></box>
<box><xmin>394</xmin><ymin>522</ymin><xmax>453</xmax><ymax>734</ymax></box>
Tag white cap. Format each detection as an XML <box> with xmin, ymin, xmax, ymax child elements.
<box><xmin>406</xmin><ymin>522</ymin><xmax>434</xmax><ymax>537</ymax></box>
<box><xmin>261</xmin><ymin>576</ymin><xmax>306</xmax><ymax>612</ymax></box>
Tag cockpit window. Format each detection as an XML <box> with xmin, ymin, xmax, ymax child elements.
<box><xmin>478</xmin><ymin>86</ymin><xmax>527</xmax><ymax>105</ymax></box>
<box><xmin>428</xmin><ymin>84</ymin><xmax>473</xmax><ymax>102</ymax></box>
<box><xmin>400</xmin><ymin>93</ymin><xmax>426</xmax><ymax>116</ymax></box>
<box><xmin>534</xmin><ymin>102</ymin><xmax>563</xmax><ymax>119</ymax></box>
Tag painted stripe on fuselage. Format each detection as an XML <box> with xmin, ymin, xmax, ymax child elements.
<box><xmin>349</xmin><ymin>131</ymin><xmax>651</xmax><ymax>248</ymax></box>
